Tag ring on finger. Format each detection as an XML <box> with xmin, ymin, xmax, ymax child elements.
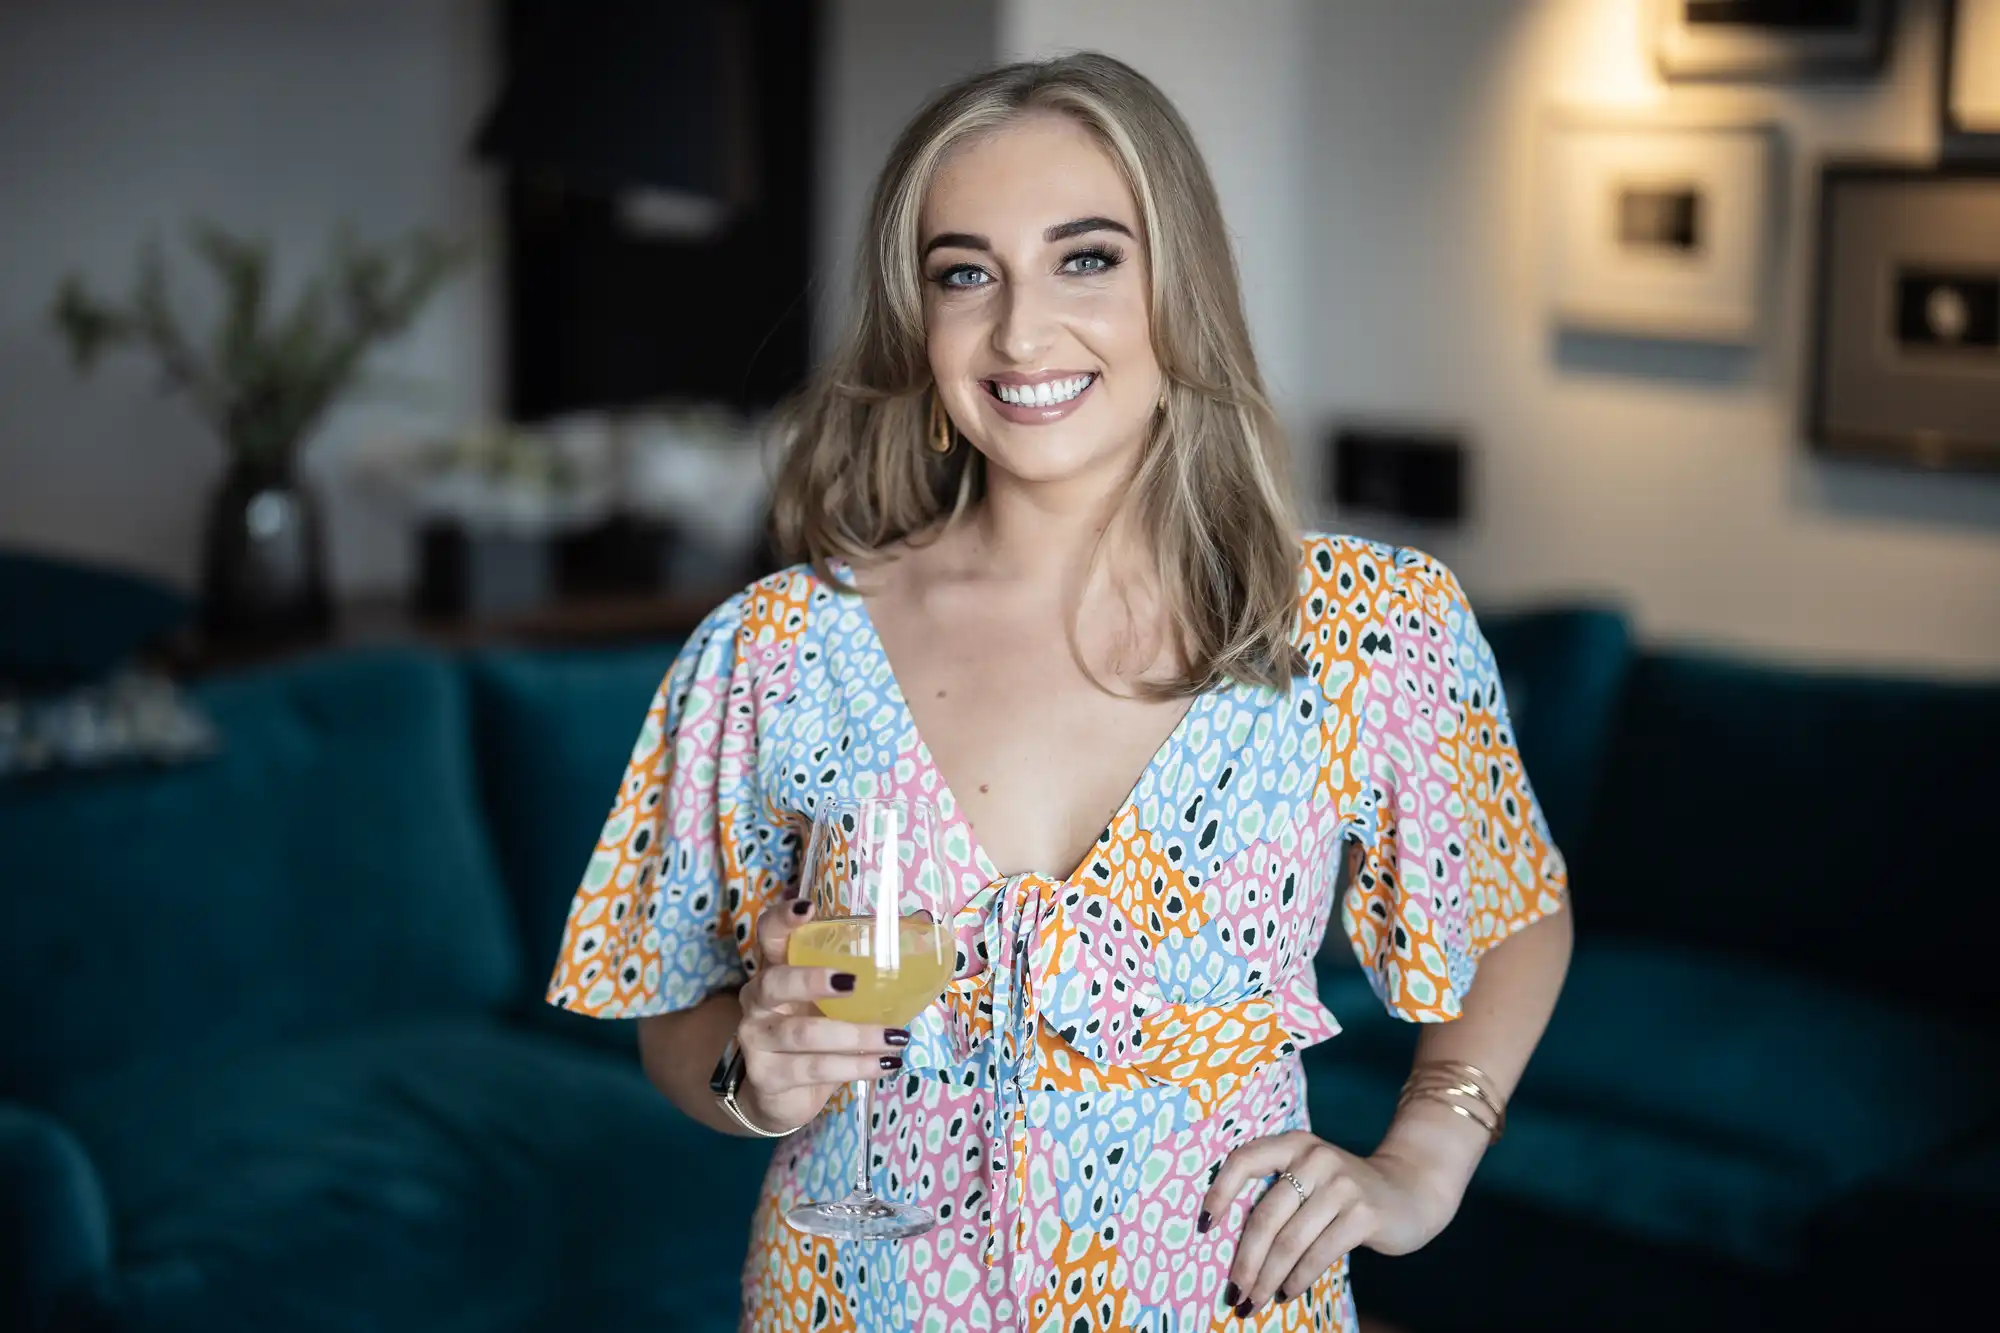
<box><xmin>1276</xmin><ymin>1170</ymin><xmax>1311</xmax><ymax>1205</ymax></box>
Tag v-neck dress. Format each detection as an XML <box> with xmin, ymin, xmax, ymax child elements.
<box><xmin>547</xmin><ymin>534</ymin><xmax>1567</xmax><ymax>1333</ymax></box>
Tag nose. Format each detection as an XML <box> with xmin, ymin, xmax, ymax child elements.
<box><xmin>992</xmin><ymin>277</ymin><xmax>1055</xmax><ymax>365</ymax></box>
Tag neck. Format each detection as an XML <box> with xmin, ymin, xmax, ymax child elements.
<box><xmin>954</xmin><ymin>462</ymin><xmax>1145</xmax><ymax>590</ymax></box>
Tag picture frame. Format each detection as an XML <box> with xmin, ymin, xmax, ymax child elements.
<box><xmin>1941</xmin><ymin>0</ymin><xmax>2000</xmax><ymax>149</ymax></box>
<box><xmin>1807</xmin><ymin>163</ymin><xmax>2000</xmax><ymax>472</ymax></box>
<box><xmin>1651</xmin><ymin>0</ymin><xmax>1896</xmax><ymax>83</ymax></box>
<box><xmin>1542</xmin><ymin>111</ymin><xmax>1780</xmax><ymax>344</ymax></box>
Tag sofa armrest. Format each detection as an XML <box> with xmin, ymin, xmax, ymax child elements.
<box><xmin>0</xmin><ymin>1102</ymin><xmax>113</xmax><ymax>1330</ymax></box>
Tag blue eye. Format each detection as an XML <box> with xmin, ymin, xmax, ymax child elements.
<box><xmin>1061</xmin><ymin>247</ymin><xmax>1122</xmax><ymax>275</ymax></box>
<box><xmin>935</xmin><ymin>265</ymin><xmax>989</xmax><ymax>289</ymax></box>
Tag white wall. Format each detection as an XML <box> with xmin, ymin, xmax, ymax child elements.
<box><xmin>9</xmin><ymin>0</ymin><xmax>1995</xmax><ymax>672</ymax></box>
<box><xmin>816</xmin><ymin>0</ymin><xmax>1000</xmax><ymax>348</ymax></box>
<box><xmin>0</xmin><ymin>0</ymin><xmax>497</xmax><ymax>597</ymax></box>
<box><xmin>1300</xmin><ymin>0</ymin><xmax>2000</xmax><ymax>674</ymax></box>
<box><xmin>997</xmin><ymin>0</ymin><xmax>1314</xmax><ymax>451</ymax></box>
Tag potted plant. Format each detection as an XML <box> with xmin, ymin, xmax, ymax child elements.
<box><xmin>50</xmin><ymin>222</ymin><xmax>467</xmax><ymax>642</ymax></box>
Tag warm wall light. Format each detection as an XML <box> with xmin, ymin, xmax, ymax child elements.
<box><xmin>1559</xmin><ymin>0</ymin><xmax>1668</xmax><ymax>109</ymax></box>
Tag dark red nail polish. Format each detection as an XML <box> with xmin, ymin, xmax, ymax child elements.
<box><xmin>884</xmin><ymin>1028</ymin><xmax>911</xmax><ymax>1047</ymax></box>
<box><xmin>1276</xmin><ymin>1286</ymin><xmax>1289</xmax><ymax>1302</ymax></box>
<box><xmin>1224</xmin><ymin>1282</ymin><xmax>1240</xmax><ymax>1305</ymax></box>
<box><xmin>831</xmin><ymin>972</ymin><xmax>856</xmax><ymax>992</ymax></box>
<box><xmin>790</xmin><ymin>900</ymin><xmax>812</xmax><ymax>916</ymax></box>
<box><xmin>880</xmin><ymin>1055</ymin><xmax>903</xmax><ymax>1071</ymax></box>
<box><xmin>1234</xmin><ymin>1300</ymin><xmax>1253</xmax><ymax>1317</ymax></box>
<box><xmin>1197</xmin><ymin>1210</ymin><xmax>1212</xmax><ymax>1233</ymax></box>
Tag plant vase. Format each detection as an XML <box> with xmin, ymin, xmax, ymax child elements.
<box><xmin>199</xmin><ymin>457</ymin><xmax>331</xmax><ymax>642</ymax></box>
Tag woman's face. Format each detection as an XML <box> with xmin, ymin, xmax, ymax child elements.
<box><xmin>920</xmin><ymin>111</ymin><xmax>1163</xmax><ymax>491</ymax></box>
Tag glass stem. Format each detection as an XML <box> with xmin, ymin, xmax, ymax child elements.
<box><xmin>850</xmin><ymin>1077</ymin><xmax>878</xmax><ymax>1202</ymax></box>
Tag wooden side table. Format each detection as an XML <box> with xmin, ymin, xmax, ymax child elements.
<box><xmin>165</xmin><ymin>586</ymin><xmax>740</xmax><ymax>677</ymax></box>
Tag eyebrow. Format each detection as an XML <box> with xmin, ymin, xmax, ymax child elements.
<box><xmin>921</xmin><ymin>215</ymin><xmax>1136</xmax><ymax>257</ymax></box>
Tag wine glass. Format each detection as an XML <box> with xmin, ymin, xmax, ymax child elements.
<box><xmin>784</xmin><ymin>795</ymin><xmax>954</xmax><ymax>1241</ymax></box>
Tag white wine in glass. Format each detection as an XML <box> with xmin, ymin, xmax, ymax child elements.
<box><xmin>787</xmin><ymin>916</ymin><xmax>954</xmax><ymax>1026</ymax></box>
<box><xmin>784</xmin><ymin>796</ymin><xmax>952</xmax><ymax>1241</ymax></box>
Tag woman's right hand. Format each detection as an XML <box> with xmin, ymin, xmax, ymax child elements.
<box><xmin>733</xmin><ymin>897</ymin><xmax>911</xmax><ymax>1134</ymax></box>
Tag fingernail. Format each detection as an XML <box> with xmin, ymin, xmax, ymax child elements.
<box><xmin>830</xmin><ymin>972</ymin><xmax>856</xmax><ymax>992</ymax></box>
<box><xmin>880</xmin><ymin>1055</ymin><xmax>903</xmax><ymax>1071</ymax></box>
<box><xmin>1234</xmin><ymin>1300</ymin><xmax>1253</xmax><ymax>1318</ymax></box>
<box><xmin>1197</xmin><ymin>1210</ymin><xmax>1211</xmax><ymax>1233</ymax></box>
<box><xmin>790</xmin><ymin>900</ymin><xmax>812</xmax><ymax>916</ymax></box>
<box><xmin>1224</xmin><ymin>1282</ymin><xmax>1239</xmax><ymax>1305</ymax></box>
<box><xmin>884</xmin><ymin>1028</ymin><xmax>911</xmax><ymax>1047</ymax></box>
<box><xmin>1276</xmin><ymin>1286</ymin><xmax>1289</xmax><ymax>1302</ymax></box>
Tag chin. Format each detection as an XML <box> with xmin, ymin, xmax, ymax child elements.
<box><xmin>974</xmin><ymin>426</ymin><xmax>1138</xmax><ymax>487</ymax></box>
<box><xmin>969</xmin><ymin>405</ymin><xmax>1151</xmax><ymax>488</ymax></box>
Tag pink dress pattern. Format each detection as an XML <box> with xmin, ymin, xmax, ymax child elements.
<box><xmin>548</xmin><ymin>535</ymin><xmax>1567</xmax><ymax>1331</ymax></box>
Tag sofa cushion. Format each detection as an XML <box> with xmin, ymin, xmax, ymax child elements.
<box><xmin>1570</xmin><ymin>651</ymin><xmax>2000</xmax><ymax>1007</ymax></box>
<box><xmin>48</xmin><ymin>1021</ymin><xmax>768</xmax><ymax>1333</ymax></box>
<box><xmin>0</xmin><ymin>547</ymin><xmax>191</xmax><ymax>689</ymax></box>
<box><xmin>0</xmin><ymin>650</ymin><xmax>520</xmax><ymax>1100</ymax></box>
<box><xmin>1309</xmin><ymin>940</ymin><xmax>2000</xmax><ymax>1265</ymax></box>
<box><xmin>1478</xmin><ymin>606</ymin><xmax>1633</xmax><ymax>855</ymax></box>
<box><xmin>466</xmin><ymin>645</ymin><xmax>681</xmax><ymax>1051</ymax></box>
<box><xmin>0</xmin><ymin>1101</ymin><xmax>113</xmax><ymax>1327</ymax></box>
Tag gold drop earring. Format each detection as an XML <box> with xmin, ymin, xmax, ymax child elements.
<box><xmin>928</xmin><ymin>390</ymin><xmax>956</xmax><ymax>454</ymax></box>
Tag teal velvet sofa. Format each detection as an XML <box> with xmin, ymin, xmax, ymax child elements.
<box><xmin>1319</xmin><ymin>613</ymin><xmax>2000</xmax><ymax>1330</ymax></box>
<box><xmin>3</xmin><ymin>612</ymin><xmax>1994</xmax><ymax>1332</ymax></box>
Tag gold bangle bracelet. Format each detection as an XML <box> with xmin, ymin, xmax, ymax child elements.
<box><xmin>1398</xmin><ymin>1087</ymin><xmax>1502</xmax><ymax>1143</ymax></box>
<box><xmin>1403</xmin><ymin>1085</ymin><xmax>1506</xmax><ymax>1138</ymax></box>
<box><xmin>1401</xmin><ymin>1077</ymin><xmax>1502</xmax><ymax>1121</ymax></box>
<box><xmin>1399</xmin><ymin>1061</ymin><xmax>1508</xmax><ymax>1141</ymax></box>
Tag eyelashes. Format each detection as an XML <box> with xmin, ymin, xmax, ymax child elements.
<box><xmin>926</xmin><ymin>245</ymin><xmax>1127</xmax><ymax>291</ymax></box>
<box><xmin>1059</xmin><ymin>245</ymin><xmax>1123</xmax><ymax>276</ymax></box>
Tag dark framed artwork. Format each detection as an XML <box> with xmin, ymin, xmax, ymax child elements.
<box><xmin>1941</xmin><ymin>0</ymin><xmax>2000</xmax><ymax>151</ymax></box>
<box><xmin>1652</xmin><ymin>0</ymin><xmax>1896</xmax><ymax>82</ymax></box>
<box><xmin>1807</xmin><ymin>164</ymin><xmax>2000</xmax><ymax>471</ymax></box>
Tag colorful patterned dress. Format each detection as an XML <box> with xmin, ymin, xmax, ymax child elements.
<box><xmin>547</xmin><ymin>534</ymin><xmax>1566</xmax><ymax>1332</ymax></box>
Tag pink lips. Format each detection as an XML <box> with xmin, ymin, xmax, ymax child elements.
<box><xmin>981</xmin><ymin>371</ymin><xmax>1097</xmax><ymax>426</ymax></box>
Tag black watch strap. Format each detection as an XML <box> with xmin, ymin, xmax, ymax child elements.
<box><xmin>708</xmin><ymin>1036</ymin><xmax>743</xmax><ymax>1098</ymax></box>
<box><xmin>708</xmin><ymin>1037</ymin><xmax>794</xmax><ymax>1138</ymax></box>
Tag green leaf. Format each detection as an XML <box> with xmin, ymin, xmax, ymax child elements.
<box><xmin>44</xmin><ymin>219</ymin><xmax>466</xmax><ymax>463</ymax></box>
<box><xmin>189</xmin><ymin>220</ymin><xmax>270</xmax><ymax>397</ymax></box>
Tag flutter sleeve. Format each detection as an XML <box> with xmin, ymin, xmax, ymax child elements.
<box><xmin>545</xmin><ymin>590</ymin><xmax>794</xmax><ymax>1018</ymax></box>
<box><xmin>1340</xmin><ymin>550</ymin><xmax>1568</xmax><ymax>1021</ymax></box>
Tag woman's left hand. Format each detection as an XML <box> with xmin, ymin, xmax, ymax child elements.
<box><xmin>1200</xmin><ymin>1131</ymin><xmax>1453</xmax><ymax>1316</ymax></box>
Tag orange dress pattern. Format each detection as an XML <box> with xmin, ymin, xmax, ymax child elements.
<box><xmin>548</xmin><ymin>536</ymin><xmax>1567</xmax><ymax>1331</ymax></box>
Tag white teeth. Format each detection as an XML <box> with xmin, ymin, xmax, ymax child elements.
<box><xmin>992</xmin><ymin>374</ymin><xmax>1093</xmax><ymax>407</ymax></box>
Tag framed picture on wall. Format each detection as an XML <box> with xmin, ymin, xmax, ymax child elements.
<box><xmin>1542</xmin><ymin>111</ymin><xmax>1779</xmax><ymax>343</ymax></box>
<box><xmin>1651</xmin><ymin>0</ymin><xmax>1896</xmax><ymax>82</ymax></box>
<box><xmin>1808</xmin><ymin>163</ymin><xmax>2000</xmax><ymax>471</ymax></box>
<box><xmin>1942</xmin><ymin>0</ymin><xmax>2000</xmax><ymax>149</ymax></box>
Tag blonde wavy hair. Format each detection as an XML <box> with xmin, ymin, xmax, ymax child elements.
<box><xmin>768</xmin><ymin>51</ymin><xmax>1300</xmax><ymax>696</ymax></box>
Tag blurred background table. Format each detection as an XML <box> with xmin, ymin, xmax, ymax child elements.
<box><xmin>166</xmin><ymin>585</ymin><xmax>740</xmax><ymax>676</ymax></box>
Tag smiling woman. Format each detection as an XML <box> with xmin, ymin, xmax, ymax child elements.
<box><xmin>547</xmin><ymin>50</ymin><xmax>1571</xmax><ymax>1333</ymax></box>
<box><xmin>771</xmin><ymin>54</ymin><xmax>1301</xmax><ymax>699</ymax></box>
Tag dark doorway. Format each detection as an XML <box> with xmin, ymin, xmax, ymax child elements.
<box><xmin>484</xmin><ymin>0</ymin><xmax>819</xmax><ymax>420</ymax></box>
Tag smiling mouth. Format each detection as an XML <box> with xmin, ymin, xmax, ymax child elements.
<box><xmin>983</xmin><ymin>373</ymin><xmax>1096</xmax><ymax>408</ymax></box>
